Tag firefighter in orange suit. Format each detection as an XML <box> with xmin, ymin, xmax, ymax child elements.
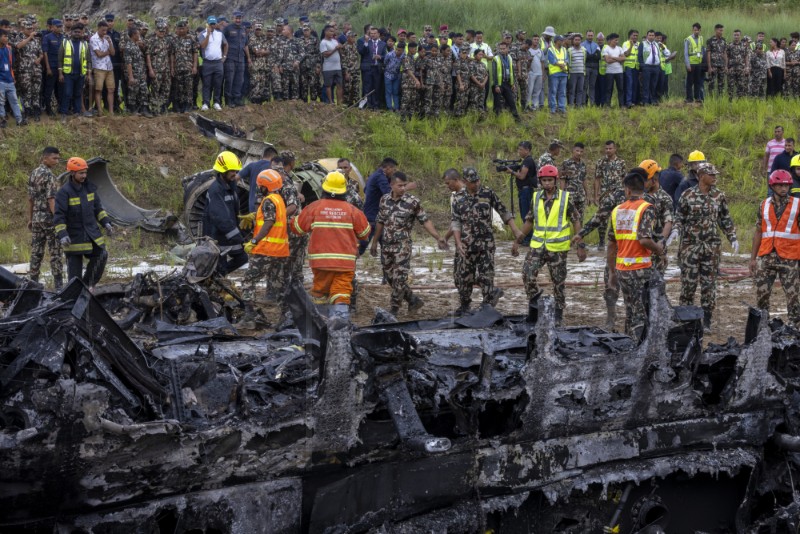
<box><xmin>290</xmin><ymin>171</ymin><xmax>370</xmax><ymax>317</ymax></box>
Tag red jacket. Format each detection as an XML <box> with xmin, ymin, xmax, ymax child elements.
<box><xmin>291</xmin><ymin>198</ymin><xmax>370</xmax><ymax>271</ymax></box>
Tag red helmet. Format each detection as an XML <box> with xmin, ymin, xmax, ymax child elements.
<box><xmin>769</xmin><ymin>169</ymin><xmax>793</xmax><ymax>186</ymax></box>
<box><xmin>66</xmin><ymin>157</ymin><xmax>88</xmax><ymax>172</ymax></box>
<box><xmin>538</xmin><ymin>164</ymin><xmax>558</xmax><ymax>178</ymax></box>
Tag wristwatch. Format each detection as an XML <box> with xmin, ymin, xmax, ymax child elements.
<box><xmin>250</xmin><ymin>238</ymin><xmax>258</xmax><ymax>245</ymax></box>
<box><xmin>577</xmin><ymin>242</ymin><xmax>587</xmax><ymax>249</ymax></box>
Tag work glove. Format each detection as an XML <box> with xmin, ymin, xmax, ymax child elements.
<box><xmin>238</xmin><ymin>212</ymin><xmax>256</xmax><ymax>230</ymax></box>
<box><xmin>665</xmin><ymin>229</ymin><xmax>678</xmax><ymax>247</ymax></box>
<box><xmin>104</xmin><ymin>223</ymin><xmax>113</xmax><ymax>235</ymax></box>
<box><xmin>60</xmin><ymin>236</ymin><xmax>71</xmax><ymax>246</ymax></box>
<box><xmin>244</xmin><ymin>241</ymin><xmax>256</xmax><ymax>254</ymax></box>
<box><xmin>731</xmin><ymin>240</ymin><xmax>740</xmax><ymax>254</ymax></box>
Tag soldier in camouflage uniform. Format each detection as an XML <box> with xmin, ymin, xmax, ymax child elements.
<box><xmin>786</xmin><ymin>43</ymin><xmax>800</xmax><ymax>98</ymax></box>
<box><xmin>671</xmin><ymin>162</ymin><xmax>738</xmax><ymax>331</ymax></box>
<box><xmin>27</xmin><ymin>147</ymin><xmax>63</xmax><ymax>289</ymax></box>
<box><xmin>559</xmin><ymin>142</ymin><xmax>589</xmax><ymax>221</ymax></box>
<box><xmin>749</xmin><ymin>170</ymin><xmax>800</xmax><ymax>328</ymax></box>
<box><xmin>341</xmin><ymin>31</ymin><xmax>361</xmax><ymax>106</ymax></box>
<box><xmin>512</xmin><ymin>164</ymin><xmax>584</xmax><ymax>325</ymax></box>
<box><xmin>14</xmin><ymin>20</ymin><xmax>43</xmax><ymax>120</ymax></box>
<box><xmin>422</xmin><ymin>45</ymin><xmax>442</xmax><ymax>117</ymax></box>
<box><xmin>439</xmin><ymin>43</ymin><xmax>453</xmax><ymax>114</ymax></box>
<box><xmin>172</xmin><ymin>20</ymin><xmax>197</xmax><ymax>113</ymax></box>
<box><xmin>538</xmin><ymin>139</ymin><xmax>562</xmax><ymax>173</ymax></box>
<box><xmin>265</xmin><ymin>26</ymin><xmax>283</xmax><ymax>100</ymax></box>
<box><xmin>370</xmin><ymin>172</ymin><xmax>447</xmax><ymax>314</ymax></box>
<box><xmin>451</xmin><ymin>167</ymin><xmax>523</xmax><ymax>314</ymax></box>
<box><xmin>400</xmin><ymin>42</ymin><xmax>421</xmax><ymax>119</ymax></box>
<box><xmin>248</xmin><ymin>23</ymin><xmax>270</xmax><ymax>103</ymax></box>
<box><xmin>726</xmin><ymin>30</ymin><xmax>750</xmax><ymax>99</ymax></box>
<box><xmin>279</xmin><ymin>25</ymin><xmax>304</xmax><ymax>100</ymax></box>
<box><xmin>337</xmin><ymin>158</ymin><xmax>364</xmax><ymax>210</ymax></box>
<box><xmin>607</xmin><ymin>172</ymin><xmax>663</xmax><ymax>342</ymax></box>
<box><xmin>124</xmin><ymin>27</ymin><xmax>152</xmax><ymax>116</ymax></box>
<box><xmin>593</xmin><ymin>141</ymin><xmax>627</xmax><ymax>248</ymax></box>
<box><xmin>639</xmin><ymin>159</ymin><xmax>674</xmax><ymax>274</ymax></box>
<box><xmin>705</xmin><ymin>24</ymin><xmax>727</xmax><ymax>97</ymax></box>
<box><xmin>453</xmin><ymin>46</ymin><xmax>471</xmax><ymax>116</ymax></box>
<box><xmin>277</xmin><ymin>151</ymin><xmax>309</xmax><ymax>288</ymax></box>
<box><xmin>468</xmin><ymin>49</ymin><xmax>488</xmax><ymax>113</ymax></box>
<box><xmin>299</xmin><ymin>24</ymin><xmax>320</xmax><ymax>102</ymax></box>
<box><xmin>514</xmin><ymin>36</ymin><xmax>531</xmax><ymax>110</ymax></box>
<box><xmin>146</xmin><ymin>20</ymin><xmax>173</xmax><ymax>114</ymax></box>
<box><xmin>749</xmin><ymin>33</ymin><xmax>768</xmax><ymax>98</ymax></box>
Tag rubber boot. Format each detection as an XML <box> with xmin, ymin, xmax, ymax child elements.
<box><xmin>604</xmin><ymin>287</ymin><xmax>617</xmax><ymax>331</ymax></box>
<box><xmin>234</xmin><ymin>303</ymin><xmax>257</xmax><ymax>330</ymax></box>
<box><xmin>485</xmin><ymin>287</ymin><xmax>504</xmax><ymax>307</ymax></box>
<box><xmin>703</xmin><ymin>308</ymin><xmax>712</xmax><ymax>333</ymax></box>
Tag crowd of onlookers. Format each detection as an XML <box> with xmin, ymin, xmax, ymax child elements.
<box><xmin>1</xmin><ymin>11</ymin><xmax>799</xmax><ymax>127</ymax></box>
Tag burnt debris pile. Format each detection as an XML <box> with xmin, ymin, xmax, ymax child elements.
<box><xmin>2</xmin><ymin>269</ymin><xmax>800</xmax><ymax>532</ymax></box>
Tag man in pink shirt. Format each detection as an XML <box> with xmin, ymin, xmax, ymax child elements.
<box><xmin>764</xmin><ymin>125</ymin><xmax>786</xmax><ymax>177</ymax></box>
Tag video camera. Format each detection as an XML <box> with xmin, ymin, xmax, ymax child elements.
<box><xmin>493</xmin><ymin>158</ymin><xmax>523</xmax><ymax>173</ymax></box>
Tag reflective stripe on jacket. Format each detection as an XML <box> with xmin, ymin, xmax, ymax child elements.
<box><xmin>53</xmin><ymin>180</ymin><xmax>109</xmax><ymax>254</ymax></box>
<box><xmin>253</xmin><ymin>193</ymin><xmax>290</xmax><ymax>257</ymax></box>
<box><xmin>612</xmin><ymin>199</ymin><xmax>652</xmax><ymax>270</ymax></box>
<box><xmin>758</xmin><ymin>196</ymin><xmax>800</xmax><ymax>260</ymax></box>
<box><xmin>530</xmin><ymin>190</ymin><xmax>571</xmax><ymax>252</ymax></box>
<box><xmin>291</xmin><ymin>198</ymin><xmax>370</xmax><ymax>271</ymax></box>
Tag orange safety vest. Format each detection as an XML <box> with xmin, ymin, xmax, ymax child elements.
<box><xmin>758</xmin><ymin>196</ymin><xmax>800</xmax><ymax>260</ymax></box>
<box><xmin>611</xmin><ymin>198</ymin><xmax>653</xmax><ymax>270</ymax></box>
<box><xmin>252</xmin><ymin>193</ymin><xmax>289</xmax><ymax>257</ymax></box>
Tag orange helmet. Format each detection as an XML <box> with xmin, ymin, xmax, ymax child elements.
<box><xmin>66</xmin><ymin>157</ymin><xmax>88</xmax><ymax>172</ymax></box>
<box><xmin>638</xmin><ymin>159</ymin><xmax>662</xmax><ymax>180</ymax></box>
<box><xmin>256</xmin><ymin>169</ymin><xmax>283</xmax><ymax>192</ymax></box>
<box><xmin>538</xmin><ymin>164</ymin><xmax>558</xmax><ymax>178</ymax></box>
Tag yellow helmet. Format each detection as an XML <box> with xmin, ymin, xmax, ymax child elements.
<box><xmin>687</xmin><ymin>150</ymin><xmax>706</xmax><ymax>163</ymax></box>
<box><xmin>213</xmin><ymin>151</ymin><xmax>243</xmax><ymax>173</ymax></box>
<box><xmin>791</xmin><ymin>154</ymin><xmax>800</xmax><ymax>168</ymax></box>
<box><xmin>322</xmin><ymin>171</ymin><xmax>347</xmax><ymax>195</ymax></box>
<box><xmin>638</xmin><ymin>159</ymin><xmax>662</xmax><ymax>180</ymax></box>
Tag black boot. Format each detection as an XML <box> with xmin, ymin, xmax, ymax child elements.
<box><xmin>555</xmin><ymin>307</ymin><xmax>564</xmax><ymax>327</ymax></box>
<box><xmin>702</xmin><ymin>308</ymin><xmax>712</xmax><ymax>333</ymax></box>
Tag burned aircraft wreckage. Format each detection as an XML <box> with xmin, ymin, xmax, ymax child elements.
<box><xmin>2</xmin><ymin>255</ymin><xmax>800</xmax><ymax>533</ymax></box>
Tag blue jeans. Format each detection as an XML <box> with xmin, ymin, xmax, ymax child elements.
<box><xmin>60</xmin><ymin>73</ymin><xmax>84</xmax><ymax>115</ymax></box>
<box><xmin>384</xmin><ymin>76</ymin><xmax>400</xmax><ymax>110</ymax></box>
<box><xmin>624</xmin><ymin>67</ymin><xmax>639</xmax><ymax>106</ymax></box>
<box><xmin>548</xmin><ymin>75</ymin><xmax>567</xmax><ymax>112</ymax></box>
<box><xmin>0</xmin><ymin>81</ymin><xmax>22</xmax><ymax>121</ymax></box>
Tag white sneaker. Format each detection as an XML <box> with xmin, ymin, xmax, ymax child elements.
<box><xmin>213</xmin><ymin>103</ymin><xmax>222</xmax><ymax>111</ymax></box>
<box><xmin>201</xmin><ymin>104</ymin><xmax>209</xmax><ymax>111</ymax></box>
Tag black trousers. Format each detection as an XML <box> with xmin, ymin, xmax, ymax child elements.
<box><xmin>66</xmin><ymin>243</ymin><xmax>108</xmax><ymax>288</ymax></box>
<box><xmin>767</xmin><ymin>67</ymin><xmax>784</xmax><ymax>96</ymax></box>
<box><xmin>493</xmin><ymin>82</ymin><xmax>519</xmax><ymax>117</ymax></box>
<box><xmin>217</xmin><ymin>245</ymin><xmax>248</xmax><ymax>276</ymax></box>
<box><xmin>685</xmin><ymin>66</ymin><xmax>704</xmax><ymax>102</ymax></box>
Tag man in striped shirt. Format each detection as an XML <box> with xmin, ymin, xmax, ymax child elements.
<box><xmin>764</xmin><ymin>125</ymin><xmax>786</xmax><ymax>177</ymax></box>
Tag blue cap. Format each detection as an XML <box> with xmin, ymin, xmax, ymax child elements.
<box><xmin>206</xmin><ymin>16</ymin><xmax>217</xmax><ymax>24</ymax></box>
<box><xmin>104</xmin><ymin>13</ymin><xmax>115</xmax><ymax>21</ymax></box>
<box><xmin>217</xmin><ymin>16</ymin><xmax>228</xmax><ymax>22</ymax></box>
<box><xmin>242</xmin><ymin>21</ymin><xmax>251</xmax><ymax>28</ymax></box>
<box><xmin>299</xmin><ymin>16</ymin><xmax>309</xmax><ymax>22</ymax></box>
<box><xmin>233</xmin><ymin>10</ymin><xmax>243</xmax><ymax>17</ymax></box>
<box><xmin>52</xmin><ymin>19</ymin><xmax>63</xmax><ymax>26</ymax></box>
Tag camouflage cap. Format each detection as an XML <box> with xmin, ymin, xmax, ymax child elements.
<box><xmin>253</xmin><ymin>21</ymin><xmax>263</xmax><ymax>29</ymax></box>
<box><xmin>516</xmin><ymin>29</ymin><xmax>527</xmax><ymax>36</ymax></box>
<box><xmin>502</xmin><ymin>30</ymin><xmax>512</xmax><ymax>38</ymax></box>
<box><xmin>424</xmin><ymin>24</ymin><xmax>432</xmax><ymax>31</ymax></box>
<box><xmin>21</xmin><ymin>20</ymin><xmax>34</xmax><ymax>29</ymax></box>
<box><xmin>266</xmin><ymin>26</ymin><xmax>275</xmax><ymax>32</ymax></box>
<box><xmin>63</xmin><ymin>13</ymin><xmax>72</xmax><ymax>20</ymax></box>
<box><xmin>696</xmin><ymin>162</ymin><xmax>720</xmax><ymax>175</ymax></box>
<box><xmin>156</xmin><ymin>20</ymin><xmax>168</xmax><ymax>30</ymax></box>
<box><xmin>302</xmin><ymin>23</ymin><xmax>310</xmax><ymax>29</ymax></box>
<box><xmin>274</xmin><ymin>17</ymin><xmax>285</xmax><ymax>26</ymax></box>
<box><xmin>139</xmin><ymin>21</ymin><xmax>150</xmax><ymax>30</ymax></box>
<box><xmin>126</xmin><ymin>14</ymin><xmax>135</xmax><ymax>21</ymax></box>
<box><xmin>551</xmin><ymin>138</ymin><xmax>565</xmax><ymax>147</ymax></box>
<box><xmin>79</xmin><ymin>12</ymin><xmax>88</xmax><ymax>19</ymax></box>
<box><xmin>463</xmin><ymin>167</ymin><xmax>480</xmax><ymax>182</ymax></box>
<box><xmin>176</xmin><ymin>19</ymin><xmax>188</xmax><ymax>27</ymax></box>
<box><xmin>280</xmin><ymin>150</ymin><xmax>296</xmax><ymax>162</ymax></box>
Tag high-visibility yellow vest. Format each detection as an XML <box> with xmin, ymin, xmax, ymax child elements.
<box><xmin>599</xmin><ymin>45</ymin><xmax>608</xmax><ymax>75</ymax></box>
<box><xmin>686</xmin><ymin>35</ymin><xmax>704</xmax><ymax>65</ymax></box>
<box><xmin>62</xmin><ymin>39</ymin><xmax>88</xmax><ymax>75</ymax></box>
<box><xmin>530</xmin><ymin>190</ymin><xmax>572</xmax><ymax>252</ymax></box>
<box><xmin>493</xmin><ymin>54</ymin><xmax>514</xmax><ymax>84</ymax></box>
<box><xmin>547</xmin><ymin>46</ymin><xmax>567</xmax><ymax>76</ymax></box>
<box><xmin>622</xmin><ymin>40</ymin><xmax>639</xmax><ymax>69</ymax></box>
<box><xmin>612</xmin><ymin>199</ymin><xmax>653</xmax><ymax>270</ymax></box>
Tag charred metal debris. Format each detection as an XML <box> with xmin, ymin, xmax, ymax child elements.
<box><xmin>1</xmin><ymin>265</ymin><xmax>800</xmax><ymax>532</ymax></box>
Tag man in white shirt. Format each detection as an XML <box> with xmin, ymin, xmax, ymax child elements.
<box><xmin>528</xmin><ymin>34</ymin><xmax>546</xmax><ymax>110</ymax></box>
<box><xmin>90</xmin><ymin>21</ymin><xmax>115</xmax><ymax>115</ymax></box>
<box><xmin>198</xmin><ymin>16</ymin><xmax>228</xmax><ymax>110</ymax></box>
<box><xmin>319</xmin><ymin>25</ymin><xmax>343</xmax><ymax>104</ymax></box>
<box><xmin>638</xmin><ymin>29</ymin><xmax>661</xmax><ymax>105</ymax></box>
<box><xmin>602</xmin><ymin>33</ymin><xmax>625</xmax><ymax>107</ymax></box>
